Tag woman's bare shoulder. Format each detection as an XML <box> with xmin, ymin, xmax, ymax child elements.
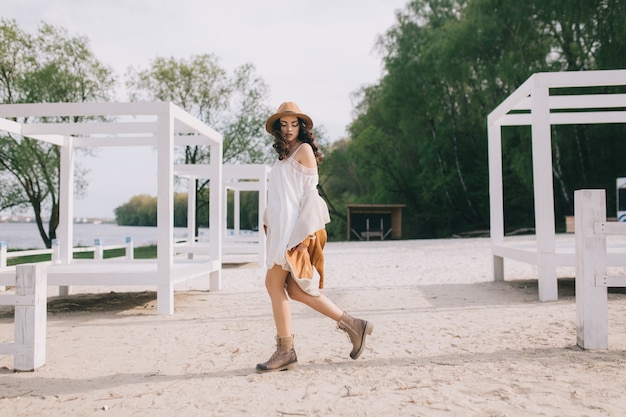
<box><xmin>295</xmin><ymin>143</ymin><xmax>317</xmax><ymax>168</ymax></box>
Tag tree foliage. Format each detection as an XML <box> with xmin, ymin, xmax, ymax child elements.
<box><xmin>0</xmin><ymin>19</ymin><xmax>115</xmax><ymax>247</ymax></box>
<box><xmin>320</xmin><ymin>0</ymin><xmax>626</xmax><ymax>239</ymax></box>
<box><xmin>115</xmin><ymin>193</ymin><xmax>192</xmax><ymax>227</ymax></box>
<box><xmin>125</xmin><ymin>55</ymin><xmax>273</xmax><ymax>233</ymax></box>
<box><xmin>126</xmin><ymin>55</ymin><xmax>274</xmax><ymax>164</ymax></box>
<box><xmin>114</xmin><ymin>190</ymin><xmax>260</xmax><ymax>231</ymax></box>
<box><xmin>115</xmin><ymin>195</ymin><xmax>158</xmax><ymax>227</ymax></box>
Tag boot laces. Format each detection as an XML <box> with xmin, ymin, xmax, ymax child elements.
<box><xmin>337</xmin><ymin>325</ymin><xmax>358</xmax><ymax>347</ymax></box>
<box><xmin>268</xmin><ymin>349</ymin><xmax>281</xmax><ymax>362</ymax></box>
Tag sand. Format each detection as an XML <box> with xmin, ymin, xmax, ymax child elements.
<box><xmin>2</xmin><ymin>236</ymin><xmax>626</xmax><ymax>417</ymax></box>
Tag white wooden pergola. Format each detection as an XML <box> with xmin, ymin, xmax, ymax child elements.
<box><xmin>173</xmin><ymin>163</ymin><xmax>269</xmax><ymax>265</ymax></box>
<box><xmin>488</xmin><ymin>69</ymin><xmax>626</xmax><ymax>302</ymax></box>
<box><xmin>0</xmin><ymin>102</ymin><xmax>223</xmax><ymax>314</ymax></box>
<box><xmin>223</xmin><ymin>164</ymin><xmax>269</xmax><ymax>265</ymax></box>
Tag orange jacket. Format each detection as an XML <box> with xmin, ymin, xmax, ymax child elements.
<box><xmin>285</xmin><ymin>228</ymin><xmax>327</xmax><ymax>289</ymax></box>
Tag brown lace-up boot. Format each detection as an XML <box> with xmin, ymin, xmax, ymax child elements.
<box><xmin>337</xmin><ymin>312</ymin><xmax>373</xmax><ymax>360</ymax></box>
<box><xmin>256</xmin><ymin>335</ymin><xmax>298</xmax><ymax>373</ymax></box>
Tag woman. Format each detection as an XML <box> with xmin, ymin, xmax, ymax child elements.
<box><xmin>257</xmin><ymin>102</ymin><xmax>373</xmax><ymax>373</ymax></box>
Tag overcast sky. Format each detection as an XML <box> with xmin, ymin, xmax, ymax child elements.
<box><xmin>1</xmin><ymin>0</ymin><xmax>407</xmax><ymax>219</ymax></box>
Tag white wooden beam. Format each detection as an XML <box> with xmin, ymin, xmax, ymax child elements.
<box><xmin>72</xmin><ymin>136</ymin><xmax>157</xmax><ymax>147</ymax></box>
<box><xmin>21</xmin><ymin>121</ymin><xmax>157</xmax><ymax>136</ymax></box>
<box><xmin>170</xmin><ymin>104</ymin><xmax>222</xmax><ymax>144</ymax></box>
<box><xmin>0</xmin><ymin>101</ymin><xmax>166</xmax><ymax>118</ymax></box>
<box><xmin>0</xmin><ymin>117</ymin><xmax>22</xmax><ymax>135</ymax></box>
<box><xmin>536</xmin><ymin>69</ymin><xmax>626</xmax><ymax>89</ymax></box>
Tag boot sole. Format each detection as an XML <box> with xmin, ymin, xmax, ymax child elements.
<box><xmin>351</xmin><ymin>321</ymin><xmax>374</xmax><ymax>360</ymax></box>
<box><xmin>255</xmin><ymin>361</ymin><xmax>298</xmax><ymax>373</ymax></box>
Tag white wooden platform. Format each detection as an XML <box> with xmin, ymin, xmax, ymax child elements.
<box><xmin>488</xmin><ymin>69</ymin><xmax>626</xmax><ymax>301</ymax></box>
<box><xmin>46</xmin><ymin>259</ymin><xmax>219</xmax><ymax>286</ymax></box>
<box><xmin>493</xmin><ymin>236</ymin><xmax>626</xmax><ymax>267</ymax></box>
<box><xmin>0</xmin><ymin>258</ymin><xmax>220</xmax><ymax>311</ymax></box>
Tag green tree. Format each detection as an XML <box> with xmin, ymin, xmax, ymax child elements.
<box><xmin>317</xmin><ymin>138</ymin><xmax>360</xmax><ymax>240</ymax></box>
<box><xmin>225</xmin><ymin>190</ymin><xmax>260</xmax><ymax>231</ymax></box>
<box><xmin>115</xmin><ymin>193</ymin><xmax>190</xmax><ymax>227</ymax></box>
<box><xmin>173</xmin><ymin>192</ymin><xmax>189</xmax><ymax>228</ymax></box>
<box><xmin>0</xmin><ymin>19</ymin><xmax>115</xmax><ymax>247</ymax></box>
<box><xmin>115</xmin><ymin>194</ymin><xmax>157</xmax><ymax>226</ymax></box>
<box><xmin>324</xmin><ymin>0</ymin><xmax>626</xmax><ymax>239</ymax></box>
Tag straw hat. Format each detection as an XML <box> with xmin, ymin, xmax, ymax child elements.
<box><xmin>265</xmin><ymin>102</ymin><xmax>314</xmax><ymax>134</ymax></box>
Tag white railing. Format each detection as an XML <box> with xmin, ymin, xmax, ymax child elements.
<box><xmin>173</xmin><ymin>230</ymin><xmax>264</xmax><ymax>264</ymax></box>
<box><xmin>575</xmin><ymin>189</ymin><xmax>626</xmax><ymax>349</ymax></box>
<box><xmin>0</xmin><ymin>237</ymin><xmax>134</xmax><ymax>266</ymax></box>
<box><xmin>1</xmin><ymin>239</ymin><xmax>60</xmax><ymax>269</ymax></box>
<box><xmin>0</xmin><ymin>238</ymin><xmax>133</xmax><ymax>293</ymax></box>
<box><xmin>0</xmin><ymin>264</ymin><xmax>47</xmax><ymax>371</ymax></box>
<box><xmin>78</xmin><ymin>237</ymin><xmax>135</xmax><ymax>261</ymax></box>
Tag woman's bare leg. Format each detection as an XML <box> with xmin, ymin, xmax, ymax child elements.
<box><xmin>285</xmin><ymin>277</ymin><xmax>343</xmax><ymax>321</ymax></box>
<box><xmin>286</xmin><ymin>276</ymin><xmax>373</xmax><ymax>360</ymax></box>
<box><xmin>257</xmin><ymin>265</ymin><xmax>299</xmax><ymax>372</ymax></box>
<box><xmin>265</xmin><ymin>264</ymin><xmax>292</xmax><ymax>337</ymax></box>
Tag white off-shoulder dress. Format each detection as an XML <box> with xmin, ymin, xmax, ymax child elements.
<box><xmin>264</xmin><ymin>143</ymin><xmax>330</xmax><ymax>295</ymax></box>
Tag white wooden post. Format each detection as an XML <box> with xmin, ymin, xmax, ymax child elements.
<box><xmin>51</xmin><ymin>239</ymin><xmax>61</xmax><ymax>264</ymax></box>
<box><xmin>0</xmin><ymin>241</ymin><xmax>6</xmax><ymax>292</ymax></box>
<box><xmin>125</xmin><ymin>237</ymin><xmax>134</xmax><ymax>260</ymax></box>
<box><xmin>94</xmin><ymin>238</ymin><xmax>103</xmax><ymax>260</ymax></box>
<box><xmin>575</xmin><ymin>189</ymin><xmax>608</xmax><ymax>349</ymax></box>
<box><xmin>531</xmin><ymin>78</ymin><xmax>558</xmax><ymax>302</ymax></box>
<box><xmin>234</xmin><ymin>189</ymin><xmax>241</xmax><ymax>236</ymax></box>
<box><xmin>58</xmin><ymin>135</ymin><xmax>74</xmax><ymax>266</ymax></box>
<box><xmin>488</xmin><ymin>122</ymin><xmax>505</xmax><ymax>282</ymax></box>
<box><xmin>0</xmin><ymin>241</ymin><xmax>6</xmax><ymax>268</ymax></box>
<box><xmin>187</xmin><ymin>176</ymin><xmax>197</xmax><ymax>260</ymax></box>
<box><xmin>57</xmin><ymin>240</ymin><xmax>70</xmax><ymax>295</ymax></box>
<box><xmin>223</xmin><ymin>187</ymin><xmax>230</xmax><ymax>240</ymax></box>
<box><xmin>14</xmin><ymin>264</ymin><xmax>47</xmax><ymax>371</ymax></box>
<box><xmin>157</xmin><ymin>103</ymin><xmax>175</xmax><ymax>315</ymax></box>
<box><xmin>209</xmin><ymin>139</ymin><xmax>223</xmax><ymax>291</ymax></box>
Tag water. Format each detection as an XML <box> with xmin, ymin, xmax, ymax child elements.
<box><xmin>0</xmin><ymin>223</ymin><xmax>209</xmax><ymax>249</ymax></box>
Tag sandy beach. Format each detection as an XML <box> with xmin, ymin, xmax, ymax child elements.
<box><xmin>2</xmin><ymin>236</ymin><xmax>626</xmax><ymax>417</ymax></box>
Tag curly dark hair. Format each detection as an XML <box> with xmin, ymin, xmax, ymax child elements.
<box><xmin>269</xmin><ymin>117</ymin><xmax>323</xmax><ymax>162</ymax></box>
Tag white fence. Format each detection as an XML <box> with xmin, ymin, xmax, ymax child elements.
<box><xmin>1</xmin><ymin>238</ymin><xmax>134</xmax><ymax>296</ymax></box>
<box><xmin>575</xmin><ymin>189</ymin><xmax>626</xmax><ymax>349</ymax></box>
<box><xmin>0</xmin><ymin>264</ymin><xmax>47</xmax><ymax>371</ymax></box>
<box><xmin>1</xmin><ymin>237</ymin><xmax>134</xmax><ymax>265</ymax></box>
